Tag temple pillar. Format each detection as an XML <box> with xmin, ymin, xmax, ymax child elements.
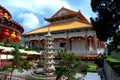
<box><xmin>97</xmin><ymin>40</ymin><xmax>99</xmax><ymax>49</ymax></box>
<box><xmin>24</xmin><ymin>41</ymin><xmax>26</xmax><ymax>48</ymax></box>
<box><xmin>38</xmin><ymin>40</ymin><xmax>41</xmax><ymax>51</ymax></box>
<box><xmin>88</xmin><ymin>37</ymin><xmax>93</xmax><ymax>51</ymax></box>
<box><xmin>24</xmin><ymin>37</ymin><xmax>26</xmax><ymax>48</ymax></box>
<box><xmin>66</xmin><ymin>31</ymin><xmax>70</xmax><ymax>50</ymax></box>
<box><xmin>99</xmin><ymin>41</ymin><xmax>102</xmax><ymax>48</ymax></box>
<box><xmin>6</xmin><ymin>54</ymin><xmax>8</xmax><ymax>60</ymax></box>
<box><xmin>0</xmin><ymin>49</ymin><xmax>3</xmax><ymax>67</ymax></box>
<box><xmin>85</xmin><ymin>35</ymin><xmax>88</xmax><ymax>51</ymax></box>
<box><xmin>93</xmin><ymin>35</ymin><xmax>97</xmax><ymax>50</ymax></box>
<box><xmin>38</xmin><ymin>36</ymin><xmax>41</xmax><ymax>51</ymax></box>
<box><xmin>28</xmin><ymin>36</ymin><xmax>30</xmax><ymax>48</ymax></box>
<box><xmin>69</xmin><ymin>39</ymin><xmax>72</xmax><ymax>51</ymax></box>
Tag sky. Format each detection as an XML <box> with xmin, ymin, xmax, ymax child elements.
<box><xmin>0</xmin><ymin>0</ymin><xmax>96</xmax><ymax>33</ymax></box>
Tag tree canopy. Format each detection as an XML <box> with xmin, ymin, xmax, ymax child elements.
<box><xmin>90</xmin><ymin>0</ymin><xmax>120</xmax><ymax>41</ymax></box>
<box><xmin>55</xmin><ymin>48</ymin><xmax>80</xmax><ymax>79</ymax></box>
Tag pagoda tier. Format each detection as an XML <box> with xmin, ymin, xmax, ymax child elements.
<box><xmin>44</xmin><ymin>32</ymin><xmax>55</xmax><ymax>75</ymax></box>
<box><xmin>0</xmin><ymin>5</ymin><xmax>24</xmax><ymax>43</ymax></box>
<box><xmin>0</xmin><ymin>5</ymin><xmax>12</xmax><ymax>19</ymax></box>
<box><xmin>45</xmin><ymin>51</ymin><xmax>54</xmax><ymax>54</ymax></box>
<box><xmin>45</xmin><ymin>42</ymin><xmax>54</xmax><ymax>45</ymax></box>
<box><xmin>44</xmin><ymin>55</ymin><xmax>54</xmax><ymax>58</ymax></box>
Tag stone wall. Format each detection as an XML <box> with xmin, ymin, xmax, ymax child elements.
<box><xmin>103</xmin><ymin>61</ymin><xmax>120</xmax><ymax>80</ymax></box>
<box><xmin>111</xmin><ymin>51</ymin><xmax>120</xmax><ymax>59</ymax></box>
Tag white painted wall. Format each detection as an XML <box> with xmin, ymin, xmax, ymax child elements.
<box><xmin>71</xmin><ymin>40</ymin><xmax>85</xmax><ymax>53</ymax></box>
<box><xmin>54</xmin><ymin>42</ymin><xmax>60</xmax><ymax>52</ymax></box>
<box><xmin>89</xmin><ymin>40</ymin><xmax>94</xmax><ymax>51</ymax></box>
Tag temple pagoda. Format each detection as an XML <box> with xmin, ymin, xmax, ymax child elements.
<box><xmin>44</xmin><ymin>31</ymin><xmax>55</xmax><ymax>75</ymax></box>
<box><xmin>22</xmin><ymin>7</ymin><xmax>106</xmax><ymax>59</ymax></box>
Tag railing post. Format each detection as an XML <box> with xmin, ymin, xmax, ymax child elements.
<box><xmin>4</xmin><ymin>74</ymin><xmax>7</xmax><ymax>80</ymax></box>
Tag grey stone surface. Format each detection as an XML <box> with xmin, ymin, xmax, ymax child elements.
<box><xmin>103</xmin><ymin>61</ymin><xmax>120</xmax><ymax>80</ymax></box>
<box><xmin>111</xmin><ymin>51</ymin><xmax>120</xmax><ymax>59</ymax></box>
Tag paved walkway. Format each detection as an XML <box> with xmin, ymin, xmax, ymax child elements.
<box><xmin>97</xmin><ymin>67</ymin><xmax>107</xmax><ymax>80</ymax></box>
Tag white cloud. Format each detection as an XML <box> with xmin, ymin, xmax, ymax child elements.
<box><xmin>2</xmin><ymin>0</ymin><xmax>71</xmax><ymax>15</ymax></box>
<box><xmin>0</xmin><ymin>0</ymin><xmax>94</xmax><ymax>32</ymax></box>
<box><xmin>18</xmin><ymin>13</ymin><xmax>39</xmax><ymax>29</ymax></box>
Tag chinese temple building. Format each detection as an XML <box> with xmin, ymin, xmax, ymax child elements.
<box><xmin>0</xmin><ymin>5</ymin><xmax>24</xmax><ymax>43</ymax></box>
<box><xmin>22</xmin><ymin>7</ymin><xmax>106</xmax><ymax>59</ymax></box>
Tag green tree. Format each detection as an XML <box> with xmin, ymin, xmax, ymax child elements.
<box><xmin>10</xmin><ymin>46</ymin><xmax>23</xmax><ymax>80</ymax></box>
<box><xmin>90</xmin><ymin>0</ymin><xmax>120</xmax><ymax>41</ymax></box>
<box><xmin>113</xmin><ymin>30</ymin><xmax>120</xmax><ymax>46</ymax></box>
<box><xmin>107</xmin><ymin>41</ymin><xmax>116</xmax><ymax>54</ymax></box>
<box><xmin>55</xmin><ymin>48</ymin><xmax>80</xmax><ymax>79</ymax></box>
<box><xmin>107</xmin><ymin>31</ymin><xmax>120</xmax><ymax>53</ymax></box>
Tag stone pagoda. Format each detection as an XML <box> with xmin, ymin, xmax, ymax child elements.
<box><xmin>44</xmin><ymin>30</ymin><xmax>55</xmax><ymax>75</ymax></box>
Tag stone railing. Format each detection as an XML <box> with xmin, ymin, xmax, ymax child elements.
<box><xmin>53</xmin><ymin>50</ymin><xmax>97</xmax><ymax>54</ymax></box>
<box><xmin>0</xmin><ymin>72</ymin><xmax>26</xmax><ymax>80</ymax></box>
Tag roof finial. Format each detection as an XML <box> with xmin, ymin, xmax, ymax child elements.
<box><xmin>48</xmin><ymin>26</ymin><xmax>50</xmax><ymax>33</ymax></box>
<box><xmin>47</xmin><ymin>24</ymin><xmax>51</xmax><ymax>35</ymax></box>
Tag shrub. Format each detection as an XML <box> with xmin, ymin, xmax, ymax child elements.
<box><xmin>105</xmin><ymin>56</ymin><xmax>120</xmax><ymax>63</ymax></box>
<box><xmin>33</xmin><ymin>70</ymin><xmax>45</xmax><ymax>75</ymax></box>
<box><xmin>3</xmin><ymin>65</ymin><xmax>11</xmax><ymax>70</ymax></box>
<box><xmin>25</xmin><ymin>78</ymin><xmax>41</xmax><ymax>80</ymax></box>
<box><xmin>87</xmin><ymin>67</ymin><xmax>96</xmax><ymax>72</ymax></box>
<box><xmin>0</xmin><ymin>67</ymin><xmax>4</xmax><ymax>71</ymax></box>
<box><xmin>68</xmin><ymin>76</ymin><xmax>76</xmax><ymax>80</ymax></box>
<box><xmin>86</xmin><ymin>63</ymin><xmax>97</xmax><ymax>72</ymax></box>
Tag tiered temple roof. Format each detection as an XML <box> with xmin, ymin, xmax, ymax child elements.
<box><xmin>23</xmin><ymin>21</ymin><xmax>91</xmax><ymax>35</ymax></box>
<box><xmin>23</xmin><ymin>7</ymin><xmax>91</xmax><ymax>36</ymax></box>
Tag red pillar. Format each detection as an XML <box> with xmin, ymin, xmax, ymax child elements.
<box><xmin>6</xmin><ymin>54</ymin><xmax>8</xmax><ymax>60</ymax></box>
<box><xmin>24</xmin><ymin>41</ymin><xmax>26</xmax><ymax>48</ymax></box>
<box><xmin>69</xmin><ymin>39</ymin><xmax>72</xmax><ymax>51</ymax></box>
<box><xmin>24</xmin><ymin>37</ymin><xmax>26</xmax><ymax>48</ymax></box>
<box><xmin>4</xmin><ymin>74</ymin><xmax>7</xmax><ymax>80</ymax></box>
<box><xmin>93</xmin><ymin>35</ymin><xmax>98</xmax><ymax>50</ymax></box>
<box><xmin>100</xmin><ymin>41</ymin><xmax>102</xmax><ymax>48</ymax></box>
<box><xmin>66</xmin><ymin>31</ymin><xmax>70</xmax><ymax>50</ymax></box>
<box><xmin>38</xmin><ymin>36</ymin><xmax>41</xmax><ymax>51</ymax></box>
<box><xmin>0</xmin><ymin>49</ymin><xmax>3</xmax><ymax>67</ymax></box>
<box><xmin>97</xmin><ymin>40</ymin><xmax>99</xmax><ymax>49</ymax></box>
<box><xmin>85</xmin><ymin>35</ymin><xmax>88</xmax><ymax>51</ymax></box>
<box><xmin>88</xmin><ymin>38</ymin><xmax>92</xmax><ymax>51</ymax></box>
<box><xmin>28</xmin><ymin>36</ymin><xmax>30</xmax><ymax>48</ymax></box>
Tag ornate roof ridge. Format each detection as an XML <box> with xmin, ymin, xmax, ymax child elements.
<box><xmin>45</xmin><ymin>7</ymin><xmax>89</xmax><ymax>23</ymax></box>
<box><xmin>51</xmin><ymin>7</ymin><xmax>77</xmax><ymax>18</ymax></box>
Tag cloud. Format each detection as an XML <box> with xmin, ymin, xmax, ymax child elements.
<box><xmin>0</xmin><ymin>0</ymin><xmax>95</xmax><ymax>32</ymax></box>
<box><xmin>1</xmin><ymin>0</ymin><xmax>71</xmax><ymax>15</ymax></box>
<box><xmin>18</xmin><ymin>13</ymin><xmax>40</xmax><ymax>29</ymax></box>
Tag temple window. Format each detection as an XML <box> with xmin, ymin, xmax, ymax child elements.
<box><xmin>60</xmin><ymin>42</ymin><xmax>66</xmax><ymax>48</ymax></box>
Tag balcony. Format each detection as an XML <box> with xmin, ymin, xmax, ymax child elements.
<box><xmin>54</xmin><ymin>48</ymin><xmax>105</xmax><ymax>54</ymax></box>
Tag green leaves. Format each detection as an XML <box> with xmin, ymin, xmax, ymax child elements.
<box><xmin>90</xmin><ymin>0</ymin><xmax>120</xmax><ymax>41</ymax></box>
<box><xmin>55</xmin><ymin>48</ymin><xmax>80</xmax><ymax>78</ymax></box>
<box><xmin>10</xmin><ymin>46</ymin><xmax>23</xmax><ymax>66</ymax></box>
